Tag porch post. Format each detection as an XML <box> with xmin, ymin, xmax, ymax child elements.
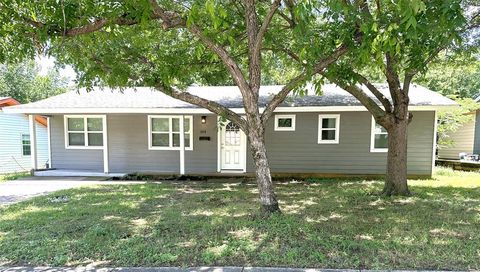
<box><xmin>28</xmin><ymin>115</ymin><xmax>38</xmax><ymax>172</ymax></box>
<box><xmin>103</xmin><ymin>115</ymin><xmax>109</xmax><ymax>174</ymax></box>
<box><xmin>179</xmin><ymin>115</ymin><xmax>185</xmax><ymax>175</ymax></box>
<box><xmin>47</xmin><ymin>117</ymin><xmax>52</xmax><ymax>168</ymax></box>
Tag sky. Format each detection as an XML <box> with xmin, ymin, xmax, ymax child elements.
<box><xmin>36</xmin><ymin>55</ymin><xmax>76</xmax><ymax>85</ymax></box>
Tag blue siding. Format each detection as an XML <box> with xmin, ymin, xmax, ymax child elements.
<box><xmin>0</xmin><ymin>113</ymin><xmax>49</xmax><ymax>174</ymax></box>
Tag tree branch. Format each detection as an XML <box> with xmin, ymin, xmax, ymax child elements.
<box><xmin>384</xmin><ymin>53</ymin><xmax>403</xmax><ymax>106</ymax></box>
<box><xmin>326</xmin><ymin>77</ymin><xmax>388</xmax><ymax>124</ymax></box>
<box><xmin>148</xmin><ymin>0</ymin><xmax>252</xmax><ymax>99</ymax></box>
<box><xmin>354</xmin><ymin>72</ymin><xmax>393</xmax><ymax>113</ymax></box>
<box><xmin>261</xmin><ymin>44</ymin><xmax>349</xmax><ymax>124</ymax></box>
<box><xmin>155</xmin><ymin>84</ymin><xmax>248</xmax><ymax>131</ymax></box>
<box><xmin>254</xmin><ymin>0</ymin><xmax>282</xmax><ymax>56</ymax></box>
<box><xmin>245</xmin><ymin>0</ymin><xmax>261</xmax><ymax>94</ymax></box>
<box><xmin>187</xmin><ymin>25</ymin><xmax>251</xmax><ymax>97</ymax></box>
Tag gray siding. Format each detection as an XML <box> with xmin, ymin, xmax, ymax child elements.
<box><xmin>185</xmin><ymin>115</ymin><xmax>218</xmax><ymax>173</ymax></box>
<box><xmin>49</xmin><ymin>111</ymin><xmax>435</xmax><ymax>176</ymax></box>
<box><xmin>108</xmin><ymin>114</ymin><xmax>178</xmax><ymax>173</ymax></box>
<box><xmin>108</xmin><ymin>114</ymin><xmax>217</xmax><ymax>173</ymax></box>
<box><xmin>50</xmin><ymin>115</ymin><xmax>103</xmax><ymax>171</ymax></box>
<box><xmin>247</xmin><ymin>111</ymin><xmax>435</xmax><ymax>176</ymax></box>
<box><xmin>474</xmin><ymin>110</ymin><xmax>480</xmax><ymax>154</ymax></box>
<box><xmin>438</xmin><ymin>112</ymin><xmax>476</xmax><ymax>160</ymax></box>
<box><xmin>0</xmin><ymin>113</ymin><xmax>49</xmax><ymax>173</ymax></box>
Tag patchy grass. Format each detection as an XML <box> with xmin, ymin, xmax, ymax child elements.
<box><xmin>0</xmin><ymin>168</ymin><xmax>479</xmax><ymax>269</ymax></box>
<box><xmin>0</xmin><ymin>172</ymin><xmax>30</xmax><ymax>183</ymax></box>
<box><xmin>408</xmin><ymin>166</ymin><xmax>480</xmax><ymax>188</ymax></box>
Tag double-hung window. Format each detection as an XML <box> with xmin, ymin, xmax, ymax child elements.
<box><xmin>21</xmin><ymin>134</ymin><xmax>31</xmax><ymax>156</ymax></box>
<box><xmin>274</xmin><ymin>114</ymin><xmax>296</xmax><ymax>131</ymax></box>
<box><xmin>318</xmin><ymin>114</ymin><xmax>340</xmax><ymax>144</ymax></box>
<box><xmin>64</xmin><ymin>115</ymin><xmax>105</xmax><ymax>149</ymax></box>
<box><xmin>148</xmin><ymin>115</ymin><xmax>193</xmax><ymax>150</ymax></box>
<box><xmin>371</xmin><ymin>117</ymin><xmax>388</xmax><ymax>152</ymax></box>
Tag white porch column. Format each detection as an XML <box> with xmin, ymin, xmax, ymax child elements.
<box><xmin>179</xmin><ymin>115</ymin><xmax>185</xmax><ymax>175</ymax></box>
<box><xmin>47</xmin><ymin>117</ymin><xmax>52</xmax><ymax>168</ymax></box>
<box><xmin>28</xmin><ymin>115</ymin><xmax>38</xmax><ymax>171</ymax></box>
<box><xmin>103</xmin><ymin>115</ymin><xmax>109</xmax><ymax>174</ymax></box>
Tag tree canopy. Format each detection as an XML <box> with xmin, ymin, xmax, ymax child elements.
<box><xmin>0</xmin><ymin>60</ymin><xmax>68</xmax><ymax>103</ymax></box>
<box><xmin>416</xmin><ymin>54</ymin><xmax>480</xmax><ymax>99</ymax></box>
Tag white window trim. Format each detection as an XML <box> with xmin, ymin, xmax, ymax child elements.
<box><xmin>370</xmin><ymin>116</ymin><xmax>388</xmax><ymax>153</ymax></box>
<box><xmin>274</xmin><ymin>114</ymin><xmax>296</xmax><ymax>131</ymax></box>
<box><xmin>21</xmin><ymin>133</ymin><xmax>31</xmax><ymax>157</ymax></box>
<box><xmin>318</xmin><ymin>114</ymin><xmax>340</xmax><ymax>144</ymax></box>
<box><xmin>64</xmin><ymin>115</ymin><xmax>106</xmax><ymax>150</ymax></box>
<box><xmin>148</xmin><ymin>115</ymin><xmax>193</xmax><ymax>151</ymax></box>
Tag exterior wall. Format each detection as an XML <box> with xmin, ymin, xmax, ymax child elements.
<box><xmin>49</xmin><ymin>111</ymin><xmax>435</xmax><ymax>176</ymax></box>
<box><xmin>0</xmin><ymin>113</ymin><xmax>48</xmax><ymax>174</ymax></box>
<box><xmin>50</xmin><ymin>115</ymin><xmax>103</xmax><ymax>171</ymax></box>
<box><xmin>474</xmin><ymin>110</ymin><xmax>480</xmax><ymax>154</ymax></box>
<box><xmin>437</xmin><ymin>113</ymin><xmax>476</xmax><ymax>160</ymax></box>
<box><xmin>108</xmin><ymin>114</ymin><xmax>217</xmax><ymax>173</ymax></box>
<box><xmin>247</xmin><ymin>111</ymin><xmax>435</xmax><ymax>176</ymax></box>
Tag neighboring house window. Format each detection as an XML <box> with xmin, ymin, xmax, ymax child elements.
<box><xmin>148</xmin><ymin>115</ymin><xmax>193</xmax><ymax>150</ymax></box>
<box><xmin>64</xmin><ymin>115</ymin><xmax>105</xmax><ymax>149</ymax></box>
<box><xmin>318</xmin><ymin>114</ymin><xmax>340</xmax><ymax>144</ymax></box>
<box><xmin>274</xmin><ymin>114</ymin><xmax>296</xmax><ymax>131</ymax></box>
<box><xmin>22</xmin><ymin>134</ymin><xmax>31</xmax><ymax>156</ymax></box>
<box><xmin>371</xmin><ymin>117</ymin><xmax>388</xmax><ymax>152</ymax></box>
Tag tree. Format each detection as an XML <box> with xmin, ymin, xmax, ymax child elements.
<box><xmin>309</xmin><ymin>0</ymin><xmax>474</xmax><ymax>195</ymax></box>
<box><xmin>0</xmin><ymin>0</ymin><xmax>363</xmax><ymax>213</ymax></box>
<box><xmin>0</xmin><ymin>60</ymin><xmax>68</xmax><ymax>103</ymax></box>
<box><xmin>415</xmin><ymin>54</ymin><xmax>480</xmax><ymax>99</ymax></box>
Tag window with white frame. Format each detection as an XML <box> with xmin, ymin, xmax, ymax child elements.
<box><xmin>274</xmin><ymin>114</ymin><xmax>296</xmax><ymax>131</ymax></box>
<box><xmin>371</xmin><ymin>117</ymin><xmax>388</xmax><ymax>152</ymax></box>
<box><xmin>21</xmin><ymin>134</ymin><xmax>31</xmax><ymax>156</ymax></box>
<box><xmin>318</xmin><ymin>114</ymin><xmax>340</xmax><ymax>144</ymax></box>
<box><xmin>148</xmin><ymin>115</ymin><xmax>193</xmax><ymax>150</ymax></box>
<box><xmin>64</xmin><ymin>115</ymin><xmax>105</xmax><ymax>149</ymax></box>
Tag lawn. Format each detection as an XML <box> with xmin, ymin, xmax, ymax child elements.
<box><xmin>0</xmin><ymin>167</ymin><xmax>479</xmax><ymax>269</ymax></box>
<box><xmin>0</xmin><ymin>172</ymin><xmax>30</xmax><ymax>183</ymax></box>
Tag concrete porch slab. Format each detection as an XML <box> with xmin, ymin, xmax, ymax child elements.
<box><xmin>34</xmin><ymin>169</ymin><xmax>127</xmax><ymax>178</ymax></box>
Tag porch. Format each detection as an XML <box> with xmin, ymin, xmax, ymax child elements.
<box><xmin>34</xmin><ymin>169</ymin><xmax>127</xmax><ymax>178</ymax></box>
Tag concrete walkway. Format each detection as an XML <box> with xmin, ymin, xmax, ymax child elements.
<box><xmin>0</xmin><ymin>177</ymin><xmax>145</xmax><ymax>206</ymax></box>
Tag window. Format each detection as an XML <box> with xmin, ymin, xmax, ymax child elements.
<box><xmin>64</xmin><ymin>115</ymin><xmax>105</xmax><ymax>149</ymax></box>
<box><xmin>22</xmin><ymin>134</ymin><xmax>31</xmax><ymax>156</ymax></box>
<box><xmin>274</xmin><ymin>114</ymin><xmax>296</xmax><ymax>131</ymax></box>
<box><xmin>371</xmin><ymin>117</ymin><xmax>388</xmax><ymax>152</ymax></box>
<box><xmin>318</xmin><ymin>114</ymin><xmax>340</xmax><ymax>144</ymax></box>
<box><xmin>148</xmin><ymin>115</ymin><xmax>193</xmax><ymax>150</ymax></box>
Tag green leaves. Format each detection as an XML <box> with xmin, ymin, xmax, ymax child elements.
<box><xmin>0</xmin><ymin>60</ymin><xmax>68</xmax><ymax>103</ymax></box>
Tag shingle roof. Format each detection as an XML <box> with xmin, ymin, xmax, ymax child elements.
<box><xmin>2</xmin><ymin>84</ymin><xmax>456</xmax><ymax>113</ymax></box>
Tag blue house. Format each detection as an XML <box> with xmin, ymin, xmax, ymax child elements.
<box><xmin>0</xmin><ymin>97</ymin><xmax>49</xmax><ymax>174</ymax></box>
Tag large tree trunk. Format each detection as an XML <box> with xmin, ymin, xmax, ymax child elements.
<box><xmin>246</xmin><ymin>119</ymin><xmax>281</xmax><ymax>214</ymax></box>
<box><xmin>382</xmin><ymin>104</ymin><xmax>411</xmax><ymax>196</ymax></box>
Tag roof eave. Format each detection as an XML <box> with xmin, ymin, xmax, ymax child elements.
<box><xmin>1</xmin><ymin>104</ymin><xmax>457</xmax><ymax>115</ymax></box>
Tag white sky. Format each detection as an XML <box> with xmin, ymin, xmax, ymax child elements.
<box><xmin>36</xmin><ymin>55</ymin><xmax>76</xmax><ymax>85</ymax></box>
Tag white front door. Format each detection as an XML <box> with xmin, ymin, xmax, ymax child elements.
<box><xmin>220</xmin><ymin>121</ymin><xmax>246</xmax><ymax>171</ymax></box>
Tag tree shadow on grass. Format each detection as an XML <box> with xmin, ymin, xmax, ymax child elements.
<box><xmin>0</xmin><ymin>180</ymin><xmax>478</xmax><ymax>270</ymax></box>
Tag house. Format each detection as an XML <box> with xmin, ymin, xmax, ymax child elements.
<box><xmin>437</xmin><ymin>107</ymin><xmax>480</xmax><ymax>160</ymax></box>
<box><xmin>2</xmin><ymin>84</ymin><xmax>456</xmax><ymax>178</ymax></box>
<box><xmin>0</xmin><ymin>97</ymin><xmax>50</xmax><ymax>174</ymax></box>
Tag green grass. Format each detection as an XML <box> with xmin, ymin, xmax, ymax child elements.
<box><xmin>0</xmin><ymin>167</ymin><xmax>479</xmax><ymax>269</ymax></box>
<box><xmin>0</xmin><ymin>172</ymin><xmax>30</xmax><ymax>183</ymax></box>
